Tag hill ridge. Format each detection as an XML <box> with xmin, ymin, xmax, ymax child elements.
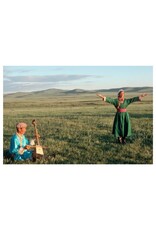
<box><xmin>4</xmin><ymin>86</ymin><xmax>153</xmax><ymax>99</ymax></box>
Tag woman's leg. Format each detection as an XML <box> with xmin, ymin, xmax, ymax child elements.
<box><xmin>21</xmin><ymin>150</ymin><xmax>33</xmax><ymax>160</ymax></box>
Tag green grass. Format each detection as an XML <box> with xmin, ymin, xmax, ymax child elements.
<box><xmin>3</xmin><ymin>93</ymin><xmax>153</xmax><ymax>164</ymax></box>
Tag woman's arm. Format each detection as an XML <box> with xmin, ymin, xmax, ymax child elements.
<box><xmin>126</xmin><ymin>93</ymin><xmax>148</xmax><ymax>105</ymax></box>
<box><xmin>96</xmin><ymin>94</ymin><xmax>106</xmax><ymax>101</ymax></box>
<box><xmin>96</xmin><ymin>94</ymin><xmax>116</xmax><ymax>106</ymax></box>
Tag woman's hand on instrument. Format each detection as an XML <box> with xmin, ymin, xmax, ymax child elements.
<box><xmin>24</xmin><ymin>145</ymin><xmax>30</xmax><ymax>150</ymax></box>
<box><xmin>30</xmin><ymin>139</ymin><xmax>35</xmax><ymax>145</ymax></box>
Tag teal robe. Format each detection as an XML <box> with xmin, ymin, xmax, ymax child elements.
<box><xmin>106</xmin><ymin>97</ymin><xmax>140</xmax><ymax>138</ymax></box>
<box><xmin>9</xmin><ymin>134</ymin><xmax>33</xmax><ymax>161</ymax></box>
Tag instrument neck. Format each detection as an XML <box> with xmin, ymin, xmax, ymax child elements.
<box><xmin>34</xmin><ymin>125</ymin><xmax>40</xmax><ymax>145</ymax></box>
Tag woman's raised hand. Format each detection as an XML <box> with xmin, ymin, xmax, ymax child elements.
<box><xmin>140</xmin><ymin>93</ymin><xmax>148</xmax><ymax>97</ymax></box>
<box><xmin>139</xmin><ymin>93</ymin><xmax>148</xmax><ymax>101</ymax></box>
<box><xmin>96</xmin><ymin>94</ymin><xmax>105</xmax><ymax>100</ymax></box>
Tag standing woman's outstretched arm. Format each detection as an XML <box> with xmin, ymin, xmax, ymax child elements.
<box><xmin>126</xmin><ymin>93</ymin><xmax>148</xmax><ymax>105</ymax></box>
<box><xmin>96</xmin><ymin>94</ymin><xmax>116</xmax><ymax>106</ymax></box>
<box><xmin>96</xmin><ymin>94</ymin><xmax>106</xmax><ymax>101</ymax></box>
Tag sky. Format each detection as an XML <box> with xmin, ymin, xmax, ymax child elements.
<box><xmin>3</xmin><ymin>66</ymin><xmax>153</xmax><ymax>93</ymax></box>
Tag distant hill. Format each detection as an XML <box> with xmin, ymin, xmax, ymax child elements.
<box><xmin>65</xmin><ymin>89</ymin><xmax>90</xmax><ymax>94</ymax></box>
<box><xmin>96</xmin><ymin>87</ymin><xmax>153</xmax><ymax>93</ymax></box>
<box><xmin>4</xmin><ymin>87</ymin><xmax>153</xmax><ymax>99</ymax></box>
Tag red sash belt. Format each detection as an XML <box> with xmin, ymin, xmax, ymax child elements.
<box><xmin>117</xmin><ymin>108</ymin><xmax>127</xmax><ymax>112</ymax></box>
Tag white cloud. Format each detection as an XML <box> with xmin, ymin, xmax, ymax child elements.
<box><xmin>3</xmin><ymin>78</ymin><xmax>11</xmax><ymax>81</ymax></box>
<box><xmin>3</xmin><ymin>74</ymin><xmax>98</xmax><ymax>93</ymax></box>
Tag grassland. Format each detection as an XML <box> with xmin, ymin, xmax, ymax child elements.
<box><xmin>3</xmin><ymin>90</ymin><xmax>153</xmax><ymax>164</ymax></box>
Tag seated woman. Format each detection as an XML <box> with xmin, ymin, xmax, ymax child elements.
<box><xmin>9</xmin><ymin>122</ymin><xmax>33</xmax><ymax>161</ymax></box>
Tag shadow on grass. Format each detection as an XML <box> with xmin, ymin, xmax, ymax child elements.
<box><xmin>97</xmin><ymin>133</ymin><xmax>117</xmax><ymax>144</ymax></box>
<box><xmin>131</xmin><ymin>113</ymin><xmax>153</xmax><ymax>119</ymax></box>
<box><xmin>3</xmin><ymin>149</ymin><xmax>14</xmax><ymax>164</ymax></box>
<box><xmin>96</xmin><ymin>134</ymin><xmax>151</xmax><ymax>164</ymax></box>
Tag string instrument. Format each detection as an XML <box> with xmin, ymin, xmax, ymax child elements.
<box><xmin>32</xmin><ymin>119</ymin><xmax>44</xmax><ymax>159</ymax></box>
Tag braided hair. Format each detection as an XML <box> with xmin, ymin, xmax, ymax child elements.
<box><xmin>117</xmin><ymin>89</ymin><xmax>124</xmax><ymax>109</ymax></box>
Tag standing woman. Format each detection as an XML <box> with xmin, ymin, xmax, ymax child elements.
<box><xmin>97</xmin><ymin>90</ymin><xmax>147</xmax><ymax>144</ymax></box>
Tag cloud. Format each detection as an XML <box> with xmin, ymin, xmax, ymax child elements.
<box><xmin>3</xmin><ymin>77</ymin><xmax>11</xmax><ymax>81</ymax></box>
<box><xmin>3</xmin><ymin>74</ymin><xmax>110</xmax><ymax>93</ymax></box>
<box><xmin>4</xmin><ymin>74</ymin><xmax>93</xmax><ymax>83</ymax></box>
<box><xmin>4</xmin><ymin>74</ymin><xmax>98</xmax><ymax>93</ymax></box>
<box><xmin>3</xmin><ymin>66</ymin><xmax>37</xmax><ymax>75</ymax></box>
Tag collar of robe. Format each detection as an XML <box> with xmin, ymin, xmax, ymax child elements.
<box><xmin>16</xmin><ymin>132</ymin><xmax>24</xmax><ymax>147</ymax></box>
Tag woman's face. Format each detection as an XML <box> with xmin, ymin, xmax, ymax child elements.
<box><xmin>119</xmin><ymin>91</ymin><xmax>124</xmax><ymax>98</ymax></box>
<box><xmin>17</xmin><ymin>127</ymin><xmax>27</xmax><ymax>135</ymax></box>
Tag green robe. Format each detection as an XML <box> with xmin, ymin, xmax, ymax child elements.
<box><xmin>106</xmin><ymin>96</ymin><xmax>140</xmax><ymax>138</ymax></box>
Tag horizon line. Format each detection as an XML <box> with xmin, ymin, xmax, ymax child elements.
<box><xmin>4</xmin><ymin>85</ymin><xmax>153</xmax><ymax>95</ymax></box>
